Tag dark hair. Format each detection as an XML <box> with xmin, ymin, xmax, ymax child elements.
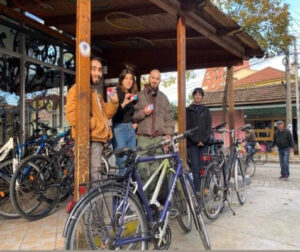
<box><xmin>192</xmin><ymin>87</ymin><xmax>204</xmax><ymax>97</ymax></box>
<box><xmin>117</xmin><ymin>69</ymin><xmax>137</xmax><ymax>94</ymax></box>
<box><xmin>91</xmin><ymin>56</ymin><xmax>102</xmax><ymax>64</ymax></box>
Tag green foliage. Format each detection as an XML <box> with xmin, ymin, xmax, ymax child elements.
<box><xmin>141</xmin><ymin>70</ymin><xmax>198</xmax><ymax>88</ymax></box>
<box><xmin>170</xmin><ymin>102</ymin><xmax>178</xmax><ymax>120</ymax></box>
<box><xmin>212</xmin><ymin>0</ymin><xmax>292</xmax><ymax>56</ymax></box>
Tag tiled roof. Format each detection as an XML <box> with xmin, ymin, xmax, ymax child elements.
<box><xmin>202</xmin><ymin>83</ymin><xmax>296</xmax><ymax>107</ymax></box>
<box><xmin>233</xmin><ymin>67</ymin><xmax>285</xmax><ymax>87</ymax></box>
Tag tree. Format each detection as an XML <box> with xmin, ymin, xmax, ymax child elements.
<box><xmin>212</xmin><ymin>0</ymin><xmax>291</xmax><ymax>56</ymax></box>
<box><xmin>140</xmin><ymin>70</ymin><xmax>198</xmax><ymax>89</ymax></box>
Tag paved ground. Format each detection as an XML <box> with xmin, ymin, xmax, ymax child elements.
<box><xmin>0</xmin><ymin>162</ymin><xmax>299</xmax><ymax>250</ymax></box>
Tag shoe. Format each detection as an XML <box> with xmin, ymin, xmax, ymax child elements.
<box><xmin>284</xmin><ymin>175</ymin><xmax>289</xmax><ymax>179</ymax></box>
<box><xmin>279</xmin><ymin>175</ymin><xmax>285</xmax><ymax>179</ymax></box>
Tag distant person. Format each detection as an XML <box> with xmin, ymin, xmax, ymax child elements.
<box><xmin>186</xmin><ymin>87</ymin><xmax>211</xmax><ymax>193</ymax></box>
<box><xmin>66</xmin><ymin>57</ymin><xmax>119</xmax><ymax>182</ymax></box>
<box><xmin>244</xmin><ymin>125</ymin><xmax>257</xmax><ymax>158</ymax></box>
<box><xmin>112</xmin><ymin>69</ymin><xmax>138</xmax><ymax>176</ymax></box>
<box><xmin>271</xmin><ymin>120</ymin><xmax>294</xmax><ymax>179</ymax></box>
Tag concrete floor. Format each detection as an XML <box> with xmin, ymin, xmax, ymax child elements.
<box><xmin>0</xmin><ymin>163</ymin><xmax>299</xmax><ymax>250</ymax></box>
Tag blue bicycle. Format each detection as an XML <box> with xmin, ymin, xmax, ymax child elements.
<box><xmin>0</xmin><ymin>120</ymin><xmax>68</xmax><ymax>218</ymax></box>
<box><xmin>63</xmin><ymin>128</ymin><xmax>211</xmax><ymax>250</ymax></box>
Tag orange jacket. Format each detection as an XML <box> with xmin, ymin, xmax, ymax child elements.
<box><xmin>66</xmin><ymin>84</ymin><xmax>118</xmax><ymax>142</ymax></box>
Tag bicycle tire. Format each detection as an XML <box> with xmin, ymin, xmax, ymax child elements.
<box><xmin>174</xmin><ymin>181</ymin><xmax>192</xmax><ymax>233</ymax></box>
<box><xmin>253</xmin><ymin>151</ymin><xmax>267</xmax><ymax>165</ymax></box>
<box><xmin>245</xmin><ymin>158</ymin><xmax>256</xmax><ymax>177</ymax></box>
<box><xmin>182</xmin><ymin>172</ymin><xmax>211</xmax><ymax>250</ymax></box>
<box><xmin>10</xmin><ymin>155</ymin><xmax>60</xmax><ymax>221</ymax></box>
<box><xmin>235</xmin><ymin>158</ymin><xmax>246</xmax><ymax>205</ymax></box>
<box><xmin>64</xmin><ymin>184</ymin><xmax>148</xmax><ymax>250</ymax></box>
<box><xmin>201</xmin><ymin>162</ymin><xmax>224</xmax><ymax>220</ymax></box>
<box><xmin>0</xmin><ymin>160</ymin><xmax>19</xmax><ymax>218</ymax></box>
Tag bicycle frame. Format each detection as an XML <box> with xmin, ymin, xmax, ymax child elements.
<box><xmin>111</xmin><ymin>152</ymin><xmax>193</xmax><ymax>247</ymax></box>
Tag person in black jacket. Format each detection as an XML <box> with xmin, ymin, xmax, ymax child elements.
<box><xmin>271</xmin><ymin>120</ymin><xmax>294</xmax><ymax>179</ymax></box>
<box><xmin>186</xmin><ymin>88</ymin><xmax>212</xmax><ymax>193</ymax></box>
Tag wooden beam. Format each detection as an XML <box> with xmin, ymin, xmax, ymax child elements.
<box><xmin>0</xmin><ymin>3</ymin><xmax>75</xmax><ymax>47</ymax></box>
<box><xmin>45</xmin><ymin>4</ymin><xmax>165</xmax><ymax>26</ymax></box>
<box><xmin>93</xmin><ymin>29</ymin><xmax>203</xmax><ymax>42</ymax></box>
<box><xmin>177</xmin><ymin>15</ymin><xmax>187</xmax><ymax>167</ymax></box>
<box><xmin>148</xmin><ymin>0</ymin><xmax>245</xmax><ymax>58</ymax></box>
<box><xmin>74</xmin><ymin>0</ymin><xmax>91</xmax><ymax>201</ymax></box>
<box><xmin>227</xmin><ymin>66</ymin><xmax>235</xmax><ymax>146</ymax></box>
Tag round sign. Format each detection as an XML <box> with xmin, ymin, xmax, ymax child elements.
<box><xmin>79</xmin><ymin>41</ymin><xmax>91</xmax><ymax>57</ymax></box>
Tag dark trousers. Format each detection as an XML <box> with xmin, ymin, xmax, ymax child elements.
<box><xmin>189</xmin><ymin>145</ymin><xmax>208</xmax><ymax>192</ymax></box>
<box><xmin>279</xmin><ymin>147</ymin><xmax>290</xmax><ymax>177</ymax></box>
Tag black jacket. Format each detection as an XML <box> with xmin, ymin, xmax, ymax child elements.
<box><xmin>112</xmin><ymin>87</ymin><xmax>136</xmax><ymax>124</ymax></box>
<box><xmin>186</xmin><ymin>104</ymin><xmax>211</xmax><ymax>147</ymax></box>
<box><xmin>272</xmin><ymin>128</ymin><xmax>295</xmax><ymax>150</ymax></box>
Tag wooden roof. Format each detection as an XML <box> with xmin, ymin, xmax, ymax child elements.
<box><xmin>1</xmin><ymin>0</ymin><xmax>264</xmax><ymax>77</ymax></box>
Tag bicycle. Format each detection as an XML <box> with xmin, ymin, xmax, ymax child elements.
<box><xmin>253</xmin><ymin>143</ymin><xmax>268</xmax><ymax>165</ymax></box>
<box><xmin>200</xmin><ymin>125</ymin><xmax>249</xmax><ymax>220</ymax></box>
<box><xmin>0</xmin><ymin>120</ymin><xmax>58</xmax><ymax>218</ymax></box>
<box><xmin>9</xmin><ymin>131</ymin><xmax>74</xmax><ymax>221</ymax></box>
<box><xmin>63</xmin><ymin>128</ymin><xmax>211</xmax><ymax>250</ymax></box>
<box><xmin>238</xmin><ymin>143</ymin><xmax>256</xmax><ymax>177</ymax></box>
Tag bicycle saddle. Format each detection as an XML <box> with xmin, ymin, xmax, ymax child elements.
<box><xmin>208</xmin><ymin>139</ymin><xmax>224</xmax><ymax>146</ymax></box>
<box><xmin>114</xmin><ymin>147</ymin><xmax>137</xmax><ymax>158</ymax></box>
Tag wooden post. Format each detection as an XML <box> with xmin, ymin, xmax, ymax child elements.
<box><xmin>222</xmin><ymin>67</ymin><xmax>230</xmax><ymax>123</ymax></box>
<box><xmin>177</xmin><ymin>15</ymin><xmax>187</xmax><ymax>166</ymax></box>
<box><xmin>74</xmin><ymin>0</ymin><xmax>91</xmax><ymax>201</ymax></box>
<box><xmin>227</xmin><ymin>66</ymin><xmax>235</xmax><ymax>146</ymax></box>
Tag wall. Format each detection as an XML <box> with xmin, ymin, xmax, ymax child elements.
<box><xmin>210</xmin><ymin>110</ymin><xmax>245</xmax><ymax>146</ymax></box>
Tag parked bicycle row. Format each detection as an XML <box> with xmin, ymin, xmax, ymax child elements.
<box><xmin>0</xmin><ymin>120</ymin><xmax>74</xmax><ymax>219</ymax></box>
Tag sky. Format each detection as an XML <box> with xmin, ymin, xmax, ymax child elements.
<box><xmin>161</xmin><ymin>0</ymin><xmax>300</xmax><ymax>104</ymax></box>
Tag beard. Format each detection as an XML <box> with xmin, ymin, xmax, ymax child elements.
<box><xmin>90</xmin><ymin>76</ymin><xmax>100</xmax><ymax>85</ymax></box>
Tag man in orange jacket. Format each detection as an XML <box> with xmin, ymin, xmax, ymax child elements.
<box><xmin>66</xmin><ymin>57</ymin><xmax>119</xmax><ymax>181</ymax></box>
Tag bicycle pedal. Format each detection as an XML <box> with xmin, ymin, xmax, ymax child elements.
<box><xmin>169</xmin><ymin>208</ymin><xmax>179</xmax><ymax>220</ymax></box>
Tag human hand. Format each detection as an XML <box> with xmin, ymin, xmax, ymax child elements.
<box><xmin>132</xmin><ymin>123</ymin><xmax>138</xmax><ymax>130</ymax></box>
<box><xmin>143</xmin><ymin>104</ymin><xmax>153</xmax><ymax>116</ymax></box>
<box><xmin>163</xmin><ymin>135</ymin><xmax>172</xmax><ymax>153</ymax></box>
<box><xmin>121</xmin><ymin>93</ymin><xmax>132</xmax><ymax>108</ymax></box>
<box><xmin>197</xmin><ymin>141</ymin><xmax>204</xmax><ymax>147</ymax></box>
<box><xmin>110</xmin><ymin>91</ymin><xmax>118</xmax><ymax>103</ymax></box>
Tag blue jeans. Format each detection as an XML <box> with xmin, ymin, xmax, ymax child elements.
<box><xmin>279</xmin><ymin>147</ymin><xmax>290</xmax><ymax>177</ymax></box>
<box><xmin>112</xmin><ymin>123</ymin><xmax>136</xmax><ymax>175</ymax></box>
<box><xmin>245</xmin><ymin>142</ymin><xmax>256</xmax><ymax>158</ymax></box>
<box><xmin>188</xmin><ymin>145</ymin><xmax>208</xmax><ymax>192</ymax></box>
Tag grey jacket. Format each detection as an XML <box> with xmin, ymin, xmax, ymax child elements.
<box><xmin>133</xmin><ymin>84</ymin><xmax>175</xmax><ymax>137</ymax></box>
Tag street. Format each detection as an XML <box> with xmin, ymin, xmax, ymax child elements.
<box><xmin>0</xmin><ymin>163</ymin><xmax>299</xmax><ymax>250</ymax></box>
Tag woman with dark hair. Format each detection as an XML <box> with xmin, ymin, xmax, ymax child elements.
<box><xmin>112</xmin><ymin>69</ymin><xmax>138</xmax><ymax>175</ymax></box>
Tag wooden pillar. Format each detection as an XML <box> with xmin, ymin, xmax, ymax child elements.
<box><xmin>74</xmin><ymin>0</ymin><xmax>91</xmax><ymax>201</ymax></box>
<box><xmin>177</xmin><ymin>15</ymin><xmax>187</xmax><ymax>166</ymax></box>
<box><xmin>227</xmin><ymin>66</ymin><xmax>235</xmax><ymax>146</ymax></box>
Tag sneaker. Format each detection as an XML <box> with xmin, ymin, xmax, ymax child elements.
<box><xmin>284</xmin><ymin>175</ymin><xmax>289</xmax><ymax>179</ymax></box>
<box><xmin>279</xmin><ymin>175</ymin><xmax>285</xmax><ymax>179</ymax></box>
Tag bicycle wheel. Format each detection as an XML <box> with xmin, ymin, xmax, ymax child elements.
<box><xmin>201</xmin><ymin>162</ymin><xmax>224</xmax><ymax>220</ymax></box>
<box><xmin>10</xmin><ymin>155</ymin><xmax>60</xmax><ymax>221</ymax></box>
<box><xmin>182</xmin><ymin>172</ymin><xmax>211</xmax><ymax>250</ymax></box>
<box><xmin>235</xmin><ymin>158</ymin><xmax>246</xmax><ymax>205</ymax></box>
<box><xmin>253</xmin><ymin>151</ymin><xmax>267</xmax><ymax>165</ymax></box>
<box><xmin>245</xmin><ymin>158</ymin><xmax>256</xmax><ymax>177</ymax></box>
<box><xmin>0</xmin><ymin>160</ymin><xmax>19</xmax><ymax>218</ymax></box>
<box><xmin>64</xmin><ymin>184</ymin><xmax>148</xmax><ymax>250</ymax></box>
<box><xmin>174</xmin><ymin>180</ymin><xmax>192</xmax><ymax>233</ymax></box>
